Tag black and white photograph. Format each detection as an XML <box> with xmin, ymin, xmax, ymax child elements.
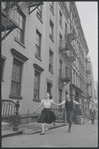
<box><xmin>1</xmin><ymin>1</ymin><xmax>98</xmax><ymax>148</ymax></box>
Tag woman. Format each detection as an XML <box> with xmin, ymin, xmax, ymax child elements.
<box><xmin>33</xmin><ymin>93</ymin><xmax>59</xmax><ymax>135</ymax></box>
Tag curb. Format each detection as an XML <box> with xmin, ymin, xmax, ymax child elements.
<box><xmin>49</xmin><ymin>123</ymin><xmax>67</xmax><ymax>130</ymax></box>
<box><xmin>2</xmin><ymin>130</ymin><xmax>23</xmax><ymax>138</ymax></box>
<box><xmin>2</xmin><ymin>123</ymin><xmax>67</xmax><ymax>138</ymax></box>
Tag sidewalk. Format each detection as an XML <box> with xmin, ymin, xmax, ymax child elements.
<box><xmin>2</xmin><ymin>118</ymin><xmax>97</xmax><ymax>138</ymax></box>
<box><xmin>2</xmin><ymin>122</ymin><xmax>67</xmax><ymax>138</ymax></box>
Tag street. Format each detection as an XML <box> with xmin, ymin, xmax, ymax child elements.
<box><xmin>2</xmin><ymin>120</ymin><xmax>98</xmax><ymax>147</ymax></box>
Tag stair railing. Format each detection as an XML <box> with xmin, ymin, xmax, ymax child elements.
<box><xmin>1</xmin><ymin>99</ymin><xmax>20</xmax><ymax>131</ymax></box>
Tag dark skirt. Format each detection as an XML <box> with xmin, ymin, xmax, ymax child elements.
<box><xmin>37</xmin><ymin>108</ymin><xmax>56</xmax><ymax>124</ymax></box>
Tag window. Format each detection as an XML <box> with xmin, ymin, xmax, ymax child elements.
<box><xmin>12</xmin><ymin>8</ymin><xmax>26</xmax><ymax>44</ymax></box>
<box><xmin>10</xmin><ymin>48</ymin><xmax>28</xmax><ymax>99</ymax></box>
<box><xmin>47</xmin><ymin>82</ymin><xmax>52</xmax><ymax>95</ymax></box>
<box><xmin>76</xmin><ymin>73</ymin><xmax>78</xmax><ymax>86</ymax></box>
<box><xmin>59</xmin><ymin>11</ymin><xmax>62</xmax><ymax>27</ymax></box>
<box><xmin>10</xmin><ymin>58</ymin><xmax>22</xmax><ymax>97</ymax></box>
<box><xmin>65</xmin><ymin>67</ymin><xmax>67</xmax><ymax>78</ymax></box>
<box><xmin>73</xmin><ymin>70</ymin><xmax>75</xmax><ymax>84</ymax></box>
<box><xmin>37</xmin><ymin>5</ymin><xmax>42</xmax><ymax>19</ymax></box>
<box><xmin>1</xmin><ymin>57</ymin><xmax>6</xmax><ymax>81</ymax></box>
<box><xmin>49</xmin><ymin>50</ymin><xmax>53</xmax><ymax>73</ymax></box>
<box><xmin>70</xmin><ymin>21</ymin><xmax>72</xmax><ymax>32</ymax></box>
<box><xmin>59</xmin><ymin>60</ymin><xmax>62</xmax><ymax>78</ymax></box>
<box><xmin>49</xmin><ymin>20</ymin><xmax>54</xmax><ymax>40</ymax></box>
<box><xmin>59</xmin><ymin>89</ymin><xmax>62</xmax><ymax>110</ymax></box>
<box><xmin>35</xmin><ymin>30</ymin><xmax>41</xmax><ymax>57</ymax></box>
<box><xmin>34</xmin><ymin>70</ymin><xmax>40</xmax><ymax>100</ymax></box>
<box><xmin>50</xmin><ymin>2</ymin><xmax>54</xmax><ymax>13</ymax></box>
<box><xmin>59</xmin><ymin>34</ymin><xmax>62</xmax><ymax>48</ymax></box>
<box><xmin>65</xmin><ymin>23</ymin><xmax>67</xmax><ymax>34</ymax></box>
<box><xmin>33</xmin><ymin>63</ymin><xmax>44</xmax><ymax>101</ymax></box>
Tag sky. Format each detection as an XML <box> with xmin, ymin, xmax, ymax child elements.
<box><xmin>76</xmin><ymin>2</ymin><xmax>98</xmax><ymax>82</ymax></box>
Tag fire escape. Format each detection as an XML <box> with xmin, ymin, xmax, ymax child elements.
<box><xmin>1</xmin><ymin>2</ymin><xmax>43</xmax><ymax>41</ymax></box>
<box><xmin>59</xmin><ymin>30</ymin><xmax>77</xmax><ymax>87</ymax></box>
<box><xmin>86</xmin><ymin>58</ymin><xmax>93</xmax><ymax>104</ymax></box>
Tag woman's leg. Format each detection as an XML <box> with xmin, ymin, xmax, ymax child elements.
<box><xmin>40</xmin><ymin>123</ymin><xmax>45</xmax><ymax>135</ymax></box>
<box><xmin>41</xmin><ymin>123</ymin><xmax>45</xmax><ymax>133</ymax></box>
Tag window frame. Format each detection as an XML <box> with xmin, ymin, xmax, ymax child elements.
<box><xmin>33</xmin><ymin>70</ymin><xmax>40</xmax><ymax>101</ymax></box>
<box><xmin>59</xmin><ymin>89</ymin><xmax>62</xmax><ymax>111</ymax></box>
<box><xmin>1</xmin><ymin>56</ymin><xmax>6</xmax><ymax>82</ymax></box>
<box><xmin>10</xmin><ymin>58</ymin><xmax>22</xmax><ymax>99</ymax></box>
<box><xmin>47</xmin><ymin>82</ymin><xmax>52</xmax><ymax>95</ymax></box>
<box><xmin>59</xmin><ymin>60</ymin><xmax>62</xmax><ymax>78</ymax></box>
<box><xmin>35</xmin><ymin>29</ymin><xmax>42</xmax><ymax>58</ymax></box>
<box><xmin>12</xmin><ymin>8</ymin><xmax>26</xmax><ymax>44</ymax></box>
<box><xmin>59</xmin><ymin>11</ymin><xmax>62</xmax><ymax>28</ymax></box>
<box><xmin>50</xmin><ymin>2</ymin><xmax>54</xmax><ymax>13</ymax></box>
<box><xmin>59</xmin><ymin>33</ymin><xmax>62</xmax><ymax>48</ymax></box>
<box><xmin>49</xmin><ymin>20</ymin><xmax>54</xmax><ymax>40</ymax></box>
<box><xmin>49</xmin><ymin>50</ymin><xmax>53</xmax><ymax>73</ymax></box>
<box><xmin>9</xmin><ymin>48</ymin><xmax>28</xmax><ymax>100</ymax></box>
<box><xmin>36</xmin><ymin>5</ymin><xmax>43</xmax><ymax>21</ymax></box>
<box><xmin>65</xmin><ymin>22</ymin><xmax>68</xmax><ymax>34</ymax></box>
<box><xmin>33</xmin><ymin>63</ymin><xmax>44</xmax><ymax>102</ymax></box>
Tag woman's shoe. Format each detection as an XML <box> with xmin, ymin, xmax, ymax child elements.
<box><xmin>40</xmin><ymin>132</ymin><xmax>45</xmax><ymax>135</ymax></box>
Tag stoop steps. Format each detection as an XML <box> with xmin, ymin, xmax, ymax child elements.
<box><xmin>2</xmin><ymin>122</ymin><xmax>11</xmax><ymax>131</ymax></box>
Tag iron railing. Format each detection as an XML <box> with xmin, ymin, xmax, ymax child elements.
<box><xmin>1</xmin><ymin>99</ymin><xmax>20</xmax><ymax>131</ymax></box>
<box><xmin>51</xmin><ymin>108</ymin><xmax>66</xmax><ymax>123</ymax></box>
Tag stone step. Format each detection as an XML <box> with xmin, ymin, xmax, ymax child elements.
<box><xmin>2</xmin><ymin>122</ymin><xmax>11</xmax><ymax>131</ymax></box>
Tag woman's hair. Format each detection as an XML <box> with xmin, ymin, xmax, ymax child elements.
<box><xmin>49</xmin><ymin>95</ymin><xmax>53</xmax><ymax>99</ymax></box>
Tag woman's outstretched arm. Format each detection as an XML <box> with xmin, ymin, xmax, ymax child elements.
<box><xmin>52</xmin><ymin>100</ymin><xmax>65</xmax><ymax>106</ymax></box>
<box><xmin>57</xmin><ymin>100</ymin><xmax>65</xmax><ymax>106</ymax></box>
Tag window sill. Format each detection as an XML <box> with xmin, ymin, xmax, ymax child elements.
<box><xmin>33</xmin><ymin>99</ymin><xmax>41</xmax><ymax>102</ymax></box>
<box><xmin>36</xmin><ymin>13</ymin><xmax>43</xmax><ymax>23</ymax></box>
<box><xmin>9</xmin><ymin>94</ymin><xmax>23</xmax><ymax>100</ymax></box>
<box><xmin>35</xmin><ymin>54</ymin><xmax>42</xmax><ymax>61</ymax></box>
<box><xmin>49</xmin><ymin>35</ymin><xmax>54</xmax><ymax>42</ymax></box>
<box><xmin>14</xmin><ymin>37</ymin><xmax>26</xmax><ymax>48</ymax></box>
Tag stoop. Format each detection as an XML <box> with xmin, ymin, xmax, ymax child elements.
<box><xmin>2</xmin><ymin>122</ymin><xmax>11</xmax><ymax>131</ymax></box>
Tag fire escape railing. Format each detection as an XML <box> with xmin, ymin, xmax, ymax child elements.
<box><xmin>1</xmin><ymin>2</ymin><xmax>20</xmax><ymax>41</ymax></box>
<box><xmin>59</xmin><ymin>32</ymin><xmax>77</xmax><ymax>62</ymax></box>
<box><xmin>58</xmin><ymin>68</ymin><xmax>71</xmax><ymax>87</ymax></box>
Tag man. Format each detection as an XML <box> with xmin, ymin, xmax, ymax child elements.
<box><xmin>58</xmin><ymin>94</ymin><xmax>83</xmax><ymax>132</ymax></box>
<box><xmin>90</xmin><ymin>104</ymin><xmax>96</xmax><ymax>124</ymax></box>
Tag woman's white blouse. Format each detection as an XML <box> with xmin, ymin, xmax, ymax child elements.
<box><xmin>41</xmin><ymin>99</ymin><xmax>54</xmax><ymax>108</ymax></box>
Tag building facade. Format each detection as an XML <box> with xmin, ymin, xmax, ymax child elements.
<box><xmin>1</xmin><ymin>2</ymin><xmax>94</xmax><ymax>120</ymax></box>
